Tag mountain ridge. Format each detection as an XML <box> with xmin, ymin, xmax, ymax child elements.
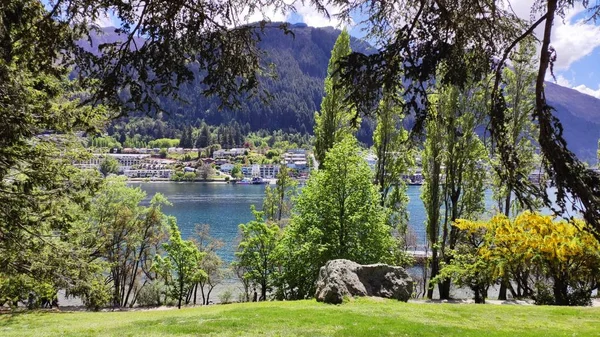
<box><xmin>92</xmin><ymin>24</ymin><xmax>600</xmax><ymax>161</ymax></box>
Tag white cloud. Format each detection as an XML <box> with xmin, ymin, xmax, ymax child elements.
<box><xmin>573</xmin><ymin>84</ymin><xmax>600</xmax><ymax>99</ymax></box>
<box><xmin>551</xmin><ymin>17</ymin><xmax>600</xmax><ymax>70</ymax></box>
<box><xmin>552</xmin><ymin>75</ymin><xmax>600</xmax><ymax>99</ymax></box>
<box><xmin>504</xmin><ymin>0</ymin><xmax>600</xmax><ymax>70</ymax></box>
<box><xmin>95</xmin><ymin>13</ymin><xmax>116</xmax><ymax>28</ymax></box>
<box><xmin>556</xmin><ymin>74</ymin><xmax>572</xmax><ymax>87</ymax></box>
<box><xmin>293</xmin><ymin>4</ymin><xmax>345</xmax><ymax>28</ymax></box>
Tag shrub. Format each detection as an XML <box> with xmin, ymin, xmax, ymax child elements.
<box><xmin>136</xmin><ymin>282</ymin><xmax>165</xmax><ymax>307</ymax></box>
<box><xmin>82</xmin><ymin>279</ymin><xmax>111</xmax><ymax>311</ymax></box>
<box><xmin>219</xmin><ymin>289</ymin><xmax>233</xmax><ymax>304</ymax></box>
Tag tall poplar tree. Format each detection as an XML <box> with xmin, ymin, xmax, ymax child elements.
<box><xmin>490</xmin><ymin>40</ymin><xmax>541</xmax><ymax>300</ymax></box>
<box><xmin>313</xmin><ymin>29</ymin><xmax>357</xmax><ymax>169</ymax></box>
<box><xmin>422</xmin><ymin>83</ymin><xmax>487</xmax><ymax>300</ymax></box>
<box><xmin>373</xmin><ymin>88</ymin><xmax>413</xmax><ymax>223</ymax></box>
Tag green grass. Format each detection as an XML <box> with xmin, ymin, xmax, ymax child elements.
<box><xmin>1</xmin><ymin>298</ymin><xmax>599</xmax><ymax>337</ymax></box>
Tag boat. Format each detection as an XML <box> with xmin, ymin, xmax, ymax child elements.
<box><xmin>236</xmin><ymin>178</ymin><xmax>252</xmax><ymax>185</ymax></box>
<box><xmin>251</xmin><ymin>177</ymin><xmax>269</xmax><ymax>185</ymax></box>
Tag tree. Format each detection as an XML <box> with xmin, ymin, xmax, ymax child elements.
<box><xmin>234</xmin><ymin>207</ymin><xmax>280</xmax><ymax>301</ymax></box>
<box><xmin>315</xmin><ymin>0</ymin><xmax>600</xmax><ymax>239</ymax></box>
<box><xmin>198</xmin><ymin>164</ymin><xmax>215</xmax><ymax>180</ymax></box>
<box><xmin>278</xmin><ymin>136</ymin><xmax>394</xmax><ymax>299</ymax></box>
<box><xmin>263</xmin><ymin>165</ymin><xmax>297</xmax><ymax>225</ymax></box>
<box><xmin>421</xmin><ymin>103</ymin><xmax>445</xmax><ymax>300</ymax></box>
<box><xmin>192</xmin><ymin>224</ymin><xmax>225</xmax><ymax>306</ymax></box>
<box><xmin>153</xmin><ymin>219</ymin><xmax>206</xmax><ymax>309</ymax></box>
<box><xmin>179</xmin><ymin>126</ymin><xmax>193</xmax><ymax>149</ymax></box>
<box><xmin>373</xmin><ymin>87</ymin><xmax>414</xmax><ymax>266</ymax></box>
<box><xmin>99</xmin><ymin>156</ymin><xmax>120</xmax><ymax>176</ymax></box>
<box><xmin>77</xmin><ymin>177</ymin><xmax>171</xmax><ymax>308</ymax></box>
<box><xmin>422</xmin><ymin>83</ymin><xmax>488</xmax><ymax>299</ymax></box>
<box><xmin>1</xmin><ymin>0</ymin><xmax>305</xmax><ymax>293</ymax></box>
<box><xmin>230</xmin><ymin>164</ymin><xmax>243</xmax><ymax>179</ymax></box>
<box><xmin>489</xmin><ymin>40</ymin><xmax>541</xmax><ymax>300</ymax></box>
<box><xmin>313</xmin><ymin>29</ymin><xmax>357</xmax><ymax>169</ymax></box>
<box><xmin>196</xmin><ymin>123</ymin><xmax>212</xmax><ymax>149</ymax></box>
<box><xmin>453</xmin><ymin>212</ymin><xmax>600</xmax><ymax>306</ymax></box>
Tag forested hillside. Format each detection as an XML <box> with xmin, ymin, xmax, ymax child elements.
<box><xmin>99</xmin><ymin>24</ymin><xmax>600</xmax><ymax>160</ymax></box>
<box><xmin>103</xmin><ymin>23</ymin><xmax>375</xmax><ymax>145</ymax></box>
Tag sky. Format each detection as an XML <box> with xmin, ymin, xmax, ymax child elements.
<box><xmin>93</xmin><ymin>1</ymin><xmax>600</xmax><ymax>99</ymax></box>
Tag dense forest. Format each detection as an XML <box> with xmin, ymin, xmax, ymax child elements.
<box><xmin>96</xmin><ymin>24</ymin><xmax>600</xmax><ymax>160</ymax></box>
<box><xmin>99</xmin><ymin>23</ymin><xmax>377</xmax><ymax>145</ymax></box>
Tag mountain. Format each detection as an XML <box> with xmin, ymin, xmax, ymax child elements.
<box><xmin>92</xmin><ymin>25</ymin><xmax>600</xmax><ymax>161</ymax></box>
<box><xmin>544</xmin><ymin>82</ymin><xmax>600</xmax><ymax>161</ymax></box>
<box><xmin>149</xmin><ymin>23</ymin><xmax>376</xmax><ymax>143</ymax></box>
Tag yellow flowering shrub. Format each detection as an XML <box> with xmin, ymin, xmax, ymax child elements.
<box><xmin>455</xmin><ymin>211</ymin><xmax>600</xmax><ymax>305</ymax></box>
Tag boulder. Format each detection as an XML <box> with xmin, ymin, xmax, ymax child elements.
<box><xmin>315</xmin><ymin>259</ymin><xmax>413</xmax><ymax>304</ymax></box>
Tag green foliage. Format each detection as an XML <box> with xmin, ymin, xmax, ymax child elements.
<box><xmin>80</xmin><ymin>277</ymin><xmax>112</xmax><ymax>311</ymax></box>
<box><xmin>234</xmin><ymin>207</ymin><xmax>281</xmax><ymax>301</ymax></box>
<box><xmin>149</xmin><ymin>138</ymin><xmax>180</xmax><ymax>149</ymax></box>
<box><xmin>491</xmin><ymin>40</ymin><xmax>541</xmax><ymax>217</ymax></box>
<box><xmin>179</xmin><ymin>126</ymin><xmax>194</xmax><ymax>148</ymax></box>
<box><xmin>153</xmin><ymin>219</ymin><xmax>206</xmax><ymax>309</ymax></box>
<box><xmin>89</xmin><ymin>136</ymin><xmax>122</xmax><ymax>150</ymax></box>
<box><xmin>263</xmin><ymin>165</ymin><xmax>297</xmax><ymax>224</ymax></box>
<box><xmin>314</xmin><ymin>29</ymin><xmax>358</xmax><ymax>168</ymax></box>
<box><xmin>193</xmin><ymin>224</ymin><xmax>226</xmax><ymax>306</ymax></box>
<box><xmin>278</xmin><ymin>137</ymin><xmax>394</xmax><ymax>299</ymax></box>
<box><xmin>422</xmin><ymin>82</ymin><xmax>488</xmax><ymax>299</ymax></box>
<box><xmin>230</xmin><ymin>164</ymin><xmax>243</xmax><ymax>179</ymax></box>
<box><xmin>136</xmin><ymin>281</ymin><xmax>167</xmax><ymax>307</ymax></box>
<box><xmin>99</xmin><ymin>155</ymin><xmax>120</xmax><ymax>176</ymax></box>
<box><xmin>372</xmin><ymin>88</ymin><xmax>414</xmax><ymax>263</ymax></box>
<box><xmin>68</xmin><ymin>177</ymin><xmax>171</xmax><ymax>308</ymax></box>
<box><xmin>218</xmin><ymin>289</ymin><xmax>234</xmax><ymax>304</ymax></box>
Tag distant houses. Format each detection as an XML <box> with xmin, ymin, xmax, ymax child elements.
<box><xmin>75</xmin><ymin>153</ymin><xmax>175</xmax><ymax>179</ymax></box>
<box><xmin>213</xmin><ymin>148</ymin><xmax>246</xmax><ymax>159</ymax></box>
<box><xmin>283</xmin><ymin>149</ymin><xmax>308</xmax><ymax>171</ymax></box>
<box><xmin>77</xmin><ymin>146</ymin><xmax>314</xmax><ymax>181</ymax></box>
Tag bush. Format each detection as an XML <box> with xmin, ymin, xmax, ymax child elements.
<box><xmin>534</xmin><ymin>282</ymin><xmax>555</xmax><ymax>305</ymax></box>
<box><xmin>219</xmin><ymin>289</ymin><xmax>233</xmax><ymax>304</ymax></box>
<box><xmin>82</xmin><ymin>279</ymin><xmax>111</xmax><ymax>311</ymax></box>
<box><xmin>136</xmin><ymin>282</ymin><xmax>165</xmax><ymax>307</ymax></box>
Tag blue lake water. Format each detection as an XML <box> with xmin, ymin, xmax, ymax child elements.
<box><xmin>132</xmin><ymin>182</ymin><xmax>526</xmax><ymax>263</ymax></box>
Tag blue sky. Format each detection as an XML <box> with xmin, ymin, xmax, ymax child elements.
<box><xmin>88</xmin><ymin>1</ymin><xmax>600</xmax><ymax>99</ymax></box>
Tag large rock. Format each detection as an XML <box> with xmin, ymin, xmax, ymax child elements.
<box><xmin>315</xmin><ymin>259</ymin><xmax>413</xmax><ymax>304</ymax></box>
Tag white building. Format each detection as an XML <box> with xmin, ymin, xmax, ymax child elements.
<box><xmin>75</xmin><ymin>154</ymin><xmax>151</xmax><ymax>171</ymax></box>
<box><xmin>220</xmin><ymin>163</ymin><xmax>235</xmax><ymax>173</ymax></box>
<box><xmin>123</xmin><ymin>169</ymin><xmax>173</xmax><ymax>179</ymax></box>
<box><xmin>240</xmin><ymin>164</ymin><xmax>281</xmax><ymax>178</ymax></box>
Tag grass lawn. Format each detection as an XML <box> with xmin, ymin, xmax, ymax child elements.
<box><xmin>1</xmin><ymin>298</ymin><xmax>599</xmax><ymax>337</ymax></box>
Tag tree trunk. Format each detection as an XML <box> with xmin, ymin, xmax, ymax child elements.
<box><xmin>553</xmin><ymin>276</ymin><xmax>569</xmax><ymax>306</ymax></box>
<box><xmin>439</xmin><ymin>278</ymin><xmax>451</xmax><ymax>300</ymax></box>
<box><xmin>498</xmin><ymin>277</ymin><xmax>508</xmax><ymax>301</ymax></box>
<box><xmin>427</xmin><ymin>248</ymin><xmax>439</xmax><ymax>299</ymax></box>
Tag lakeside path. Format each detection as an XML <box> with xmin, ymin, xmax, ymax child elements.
<box><xmin>2</xmin><ymin>298</ymin><xmax>599</xmax><ymax>337</ymax></box>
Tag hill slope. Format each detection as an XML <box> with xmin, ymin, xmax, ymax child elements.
<box><xmin>545</xmin><ymin>81</ymin><xmax>600</xmax><ymax>161</ymax></box>
<box><xmin>94</xmin><ymin>25</ymin><xmax>600</xmax><ymax>160</ymax></box>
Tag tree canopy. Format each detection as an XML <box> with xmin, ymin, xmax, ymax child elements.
<box><xmin>309</xmin><ymin>0</ymin><xmax>600</xmax><ymax>238</ymax></box>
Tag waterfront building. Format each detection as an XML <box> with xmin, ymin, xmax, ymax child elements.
<box><xmin>75</xmin><ymin>154</ymin><xmax>151</xmax><ymax>171</ymax></box>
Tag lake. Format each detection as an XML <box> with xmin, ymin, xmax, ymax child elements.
<box><xmin>132</xmin><ymin>182</ymin><xmax>499</xmax><ymax>263</ymax></box>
